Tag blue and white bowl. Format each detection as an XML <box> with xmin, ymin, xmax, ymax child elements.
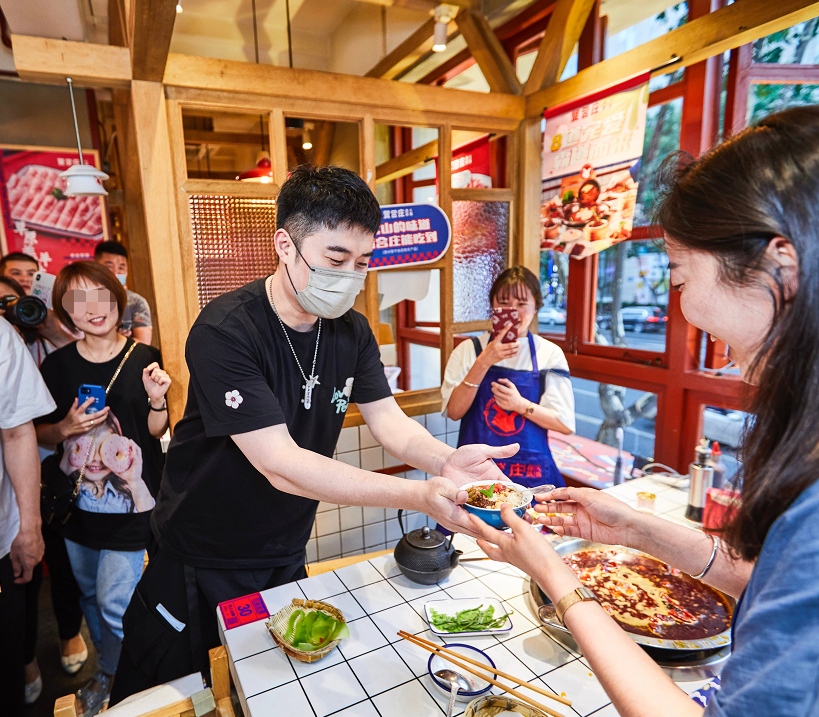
<box><xmin>428</xmin><ymin>643</ymin><xmax>496</xmax><ymax>703</ymax></box>
<box><xmin>461</xmin><ymin>480</ymin><xmax>530</xmax><ymax>529</ymax></box>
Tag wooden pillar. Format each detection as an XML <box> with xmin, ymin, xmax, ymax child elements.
<box><xmin>112</xmin><ymin>88</ymin><xmax>161</xmax><ymax>350</ymax></box>
<box><xmin>270</xmin><ymin>108</ymin><xmax>289</xmax><ymax>187</ymax></box>
<box><xmin>130</xmin><ymin>80</ymin><xmax>190</xmax><ymax>425</ymax></box>
<box><xmin>517</xmin><ymin>117</ymin><xmax>542</xmax><ymax>279</ymax></box>
<box><xmin>438</xmin><ymin>123</ymin><xmax>454</xmax><ymax>381</ymax></box>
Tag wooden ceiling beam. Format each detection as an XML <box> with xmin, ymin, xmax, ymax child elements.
<box><xmin>375</xmin><ymin>138</ymin><xmax>437</xmax><ymax>183</ymax></box>
<box><xmin>11</xmin><ymin>34</ymin><xmax>132</xmax><ymax>88</ymax></box>
<box><xmin>525</xmin><ymin>0</ymin><xmax>819</xmax><ymax>116</ymax></box>
<box><xmin>366</xmin><ymin>17</ymin><xmax>436</xmax><ymax>79</ymax></box>
<box><xmin>184</xmin><ymin>129</ymin><xmax>266</xmax><ymax>146</ymax></box>
<box><xmin>523</xmin><ymin>0</ymin><xmax>596</xmax><ymax>94</ymax></box>
<box><xmin>456</xmin><ymin>9</ymin><xmax>522</xmax><ymax>94</ymax></box>
<box><xmin>130</xmin><ymin>0</ymin><xmax>178</xmax><ymax>82</ymax></box>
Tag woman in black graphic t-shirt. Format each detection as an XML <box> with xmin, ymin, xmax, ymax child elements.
<box><xmin>35</xmin><ymin>261</ymin><xmax>170</xmax><ymax>715</ymax></box>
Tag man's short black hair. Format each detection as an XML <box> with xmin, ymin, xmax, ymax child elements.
<box><xmin>276</xmin><ymin>165</ymin><xmax>381</xmax><ymax>248</ymax></box>
<box><xmin>95</xmin><ymin>241</ymin><xmax>129</xmax><ymax>259</ymax></box>
<box><xmin>0</xmin><ymin>252</ymin><xmax>38</xmax><ymax>274</ymax></box>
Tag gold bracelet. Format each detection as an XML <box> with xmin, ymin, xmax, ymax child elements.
<box><xmin>461</xmin><ymin>379</ymin><xmax>480</xmax><ymax>389</ymax></box>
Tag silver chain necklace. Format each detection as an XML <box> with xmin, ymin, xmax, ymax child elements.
<box><xmin>268</xmin><ymin>277</ymin><xmax>321</xmax><ymax>409</ymax></box>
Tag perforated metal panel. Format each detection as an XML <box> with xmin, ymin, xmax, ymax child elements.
<box><xmin>452</xmin><ymin>200</ymin><xmax>510</xmax><ymax>323</ymax></box>
<box><xmin>188</xmin><ymin>194</ymin><xmax>278</xmax><ymax>309</ymax></box>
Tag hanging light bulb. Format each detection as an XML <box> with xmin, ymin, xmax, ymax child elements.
<box><xmin>238</xmin><ymin>155</ymin><xmax>273</xmax><ymax>183</ymax></box>
<box><xmin>60</xmin><ymin>78</ymin><xmax>108</xmax><ymax>197</ymax></box>
<box><xmin>302</xmin><ymin>126</ymin><xmax>312</xmax><ymax>151</ymax></box>
<box><xmin>433</xmin><ymin>5</ymin><xmax>456</xmax><ymax>52</ymax></box>
<box><xmin>176</xmin><ymin>2</ymin><xmax>183</xmax><ymax>12</ymax></box>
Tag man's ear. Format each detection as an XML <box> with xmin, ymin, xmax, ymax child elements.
<box><xmin>273</xmin><ymin>228</ymin><xmax>293</xmax><ymax>263</ymax></box>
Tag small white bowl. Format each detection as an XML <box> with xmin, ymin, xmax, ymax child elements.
<box><xmin>428</xmin><ymin>643</ymin><xmax>496</xmax><ymax>703</ymax></box>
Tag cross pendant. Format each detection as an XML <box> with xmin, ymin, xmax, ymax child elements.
<box><xmin>301</xmin><ymin>374</ymin><xmax>320</xmax><ymax>410</ymax></box>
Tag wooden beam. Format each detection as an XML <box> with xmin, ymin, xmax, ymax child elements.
<box><xmin>525</xmin><ymin>0</ymin><xmax>819</xmax><ymax>116</ymax></box>
<box><xmin>269</xmin><ymin>109</ymin><xmax>288</xmax><ymax>186</ymax></box>
<box><xmin>375</xmin><ymin>139</ymin><xmax>437</xmax><ymax>184</ymax></box>
<box><xmin>130</xmin><ymin>81</ymin><xmax>190</xmax><ymax>424</ymax></box>
<box><xmin>162</xmin><ymin>53</ymin><xmax>524</xmax><ymax>122</ymax></box>
<box><xmin>130</xmin><ymin>0</ymin><xmax>177</xmax><ymax>81</ymax></box>
<box><xmin>182</xmin><ymin>178</ymin><xmax>279</xmax><ymax>196</ymax></box>
<box><xmin>523</xmin><ymin>0</ymin><xmax>597</xmax><ymax>94</ymax></box>
<box><xmin>184</xmin><ymin>129</ymin><xmax>270</xmax><ymax>146</ymax></box>
<box><xmin>456</xmin><ymin>10</ymin><xmax>522</xmax><ymax>94</ymax></box>
<box><xmin>11</xmin><ymin>35</ymin><xmax>132</xmax><ymax>88</ymax></box>
<box><xmin>366</xmin><ymin>17</ymin><xmax>436</xmax><ymax>79</ymax></box>
<box><xmin>108</xmin><ymin>0</ymin><xmax>130</xmax><ymax>47</ymax></box>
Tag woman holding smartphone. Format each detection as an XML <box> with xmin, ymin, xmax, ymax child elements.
<box><xmin>34</xmin><ymin>261</ymin><xmax>170</xmax><ymax>716</ymax></box>
<box><xmin>441</xmin><ymin>266</ymin><xmax>575</xmax><ymax>490</ymax></box>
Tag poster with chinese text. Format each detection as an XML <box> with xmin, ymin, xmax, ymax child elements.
<box><xmin>541</xmin><ymin>73</ymin><xmax>649</xmax><ymax>259</ymax></box>
<box><xmin>0</xmin><ymin>145</ymin><xmax>108</xmax><ymax>273</ymax></box>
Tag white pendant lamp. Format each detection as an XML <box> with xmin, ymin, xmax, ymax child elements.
<box><xmin>60</xmin><ymin>77</ymin><xmax>109</xmax><ymax>197</ymax></box>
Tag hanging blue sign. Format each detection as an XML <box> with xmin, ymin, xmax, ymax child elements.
<box><xmin>369</xmin><ymin>202</ymin><xmax>451</xmax><ymax>269</ymax></box>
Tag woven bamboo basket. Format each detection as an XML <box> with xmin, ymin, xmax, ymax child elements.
<box><xmin>464</xmin><ymin>695</ymin><xmax>552</xmax><ymax>717</ymax></box>
<box><xmin>266</xmin><ymin>598</ymin><xmax>346</xmax><ymax>663</ymax></box>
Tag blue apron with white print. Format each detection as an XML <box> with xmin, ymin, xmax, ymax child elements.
<box><xmin>457</xmin><ymin>332</ymin><xmax>566</xmax><ymax>490</ymax></box>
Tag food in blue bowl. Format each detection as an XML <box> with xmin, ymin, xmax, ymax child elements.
<box><xmin>461</xmin><ymin>481</ymin><xmax>530</xmax><ymax>529</ymax></box>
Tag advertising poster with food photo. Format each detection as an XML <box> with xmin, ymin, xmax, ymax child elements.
<box><xmin>0</xmin><ymin>145</ymin><xmax>108</xmax><ymax>273</ymax></box>
<box><xmin>541</xmin><ymin>73</ymin><xmax>649</xmax><ymax>259</ymax></box>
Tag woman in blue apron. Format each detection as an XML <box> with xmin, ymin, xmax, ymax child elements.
<box><xmin>441</xmin><ymin>266</ymin><xmax>575</xmax><ymax>500</ymax></box>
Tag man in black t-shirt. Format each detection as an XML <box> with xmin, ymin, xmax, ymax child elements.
<box><xmin>110</xmin><ymin>166</ymin><xmax>518</xmax><ymax>704</ymax></box>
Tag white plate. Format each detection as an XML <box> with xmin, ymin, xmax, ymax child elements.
<box><xmin>424</xmin><ymin>597</ymin><xmax>513</xmax><ymax>637</ymax></box>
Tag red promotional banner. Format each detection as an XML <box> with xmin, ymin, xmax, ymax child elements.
<box><xmin>435</xmin><ymin>134</ymin><xmax>493</xmax><ymax>190</ymax></box>
<box><xmin>0</xmin><ymin>145</ymin><xmax>108</xmax><ymax>273</ymax></box>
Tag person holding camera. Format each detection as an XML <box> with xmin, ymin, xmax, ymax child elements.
<box><xmin>34</xmin><ymin>261</ymin><xmax>169</xmax><ymax>715</ymax></box>
<box><xmin>441</xmin><ymin>266</ymin><xmax>575</xmax><ymax>491</ymax></box>
<box><xmin>0</xmin><ymin>253</ymin><xmax>76</xmax><ymax>364</ymax></box>
<box><xmin>0</xmin><ymin>313</ymin><xmax>56</xmax><ymax>716</ymax></box>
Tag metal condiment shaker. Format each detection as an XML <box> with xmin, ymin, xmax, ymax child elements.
<box><xmin>685</xmin><ymin>439</ymin><xmax>714</xmax><ymax>523</ymax></box>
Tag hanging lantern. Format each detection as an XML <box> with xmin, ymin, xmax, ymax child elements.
<box><xmin>61</xmin><ymin>77</ymin><xmax>108</xmax><ymax>196</ymax></box>
<box><xmin>237</xmin><ymin>156</ymin><xmax>273</xmax><ymax>183</ymax></box>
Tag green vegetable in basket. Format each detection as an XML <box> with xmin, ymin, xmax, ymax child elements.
<box><xmin>284</xmin><ymin>608</ymin><xmax>350</xmax><ymax>650</ymax></box>
<box><xmin>429</xmin><ymin>604</ymin><xmax>512</xmax><ymax>633</ymax></box>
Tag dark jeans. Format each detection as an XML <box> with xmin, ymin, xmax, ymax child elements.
<box><xmin>109</xmin><ymin>546</ymin><xmax>306</xmax><ymax>706</ymax></box>
<box><xmin>23</xmin><ymin>521</ymin><xmax>84</xmax><ymax>663</ymax></box>
<box><xmin>0</xmin><ymin>554</ymin><xmax>27</xmax><ymax>717</ymax></box>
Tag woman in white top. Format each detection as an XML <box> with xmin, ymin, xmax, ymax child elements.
<box><xmin>441</xmin><ymin>266</ymin><xmax>575</xmax><ymax>490</ymax></box>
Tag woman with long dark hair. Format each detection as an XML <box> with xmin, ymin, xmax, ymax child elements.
<box><xmin>469</xmin><ymin>106</ymin><xmax>819</xmax><ymax>716</ymax></box>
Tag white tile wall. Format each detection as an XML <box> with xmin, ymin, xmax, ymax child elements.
<box><xmin>303</xmin><ymin>412</ymin><xmax>460</xmax><ymax>564</ymax></box>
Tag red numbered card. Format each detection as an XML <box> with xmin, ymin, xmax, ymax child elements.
<box><xmin>491</xmin><ymin>307</ymin><xmax>520</xmax><ymax>344</ymax></box>
<box><xmin>219</xmin><ymin>592</ymin><xmax>269</xmax><ymax>630</ymax></box>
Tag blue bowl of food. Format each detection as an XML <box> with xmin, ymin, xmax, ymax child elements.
<box><xmin>461</xmin><ymin>481</ymin><xmax>531</xmax><ymax>529</ymax></box>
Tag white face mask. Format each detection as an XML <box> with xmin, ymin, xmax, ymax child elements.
<box><xmin>116</xmin><ymin>273</ymin><xmax>127</xmax><ymax>286</ymax></box>
<box><xmin>285</xmin><ymin>237</ymin><xmax>366</xmax><ymax>319</ymax></box>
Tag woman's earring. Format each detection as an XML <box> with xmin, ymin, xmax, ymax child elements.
<box><xmin>710</xmin><ymin>334</ymin><xmax>716</xmax><ymax>343</ymax></box>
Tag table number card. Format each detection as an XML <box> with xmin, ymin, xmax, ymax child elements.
<box><xmin>219</xmin><ymin>592</ymin><xmax>269</xmax><ymax>630</ymax></box>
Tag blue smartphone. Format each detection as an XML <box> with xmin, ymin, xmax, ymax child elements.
<box><xmin>78</xmin><ymin>385</ymin><xmax>106</xmax><ymax>414</ymax></box>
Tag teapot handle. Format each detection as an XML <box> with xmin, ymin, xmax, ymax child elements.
<box><xmin>397</xmin><ymin>509</ymin><xmax>406</xmax><ymax>536</ymax></box>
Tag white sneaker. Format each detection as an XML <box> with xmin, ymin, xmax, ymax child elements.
<box><xmin>24</xmin><ymin>673</ymin><xmax>43</xmax><ymax>705</ymax></box>
<box><xmin>61</xmin><ymin>637</ymin><xmax>89</xmax><ymax>675</ymax></box>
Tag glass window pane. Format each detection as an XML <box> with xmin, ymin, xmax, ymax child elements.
<box><xmin>747</xmin><ymin>83</ymin><xmax>819</xmax><ymax>125</ymax></box>
<box><xmin>702</xmin><ymin>406</ymin><xmax>748</xmax><ymax>487</ymax></box>
<box><xmin>648</xmin><ymin>67</ymin><xmax>684</xmax><ymax>93</ymax></box>
<box><xmin>571</xmin><ymin>376</ymin><xmax>657</xmax><ymax>456</ymax></box>
<box><xmin>752</xmin><ymin>19</ymin><xmax>819</xmax><ymax>64</ymax></box>
<box><xmin>605</xmin><ymin>3</ymin><xmax>687</xmax><ymax>61</ymax></box>
<box><xmin>452</xmin><ymin>200</ymin><xmax>510</xmax><ymax>322</ymax></box>
<box><xmin>539</xmin><ymin>250</ymin><xmax>568</xmax><ymax>337</ymax></box>
<box><xmin>634</xmin><ymin>97</ymin><xmax>683</xmax><ymax>226</ymax></box>
<box><xmin>595</xmin><ymin>240</ymin><xmax>669</xmax><ymax>352</ymax></box>
<box><xmin>409</xmin><ymin>343</ymin><xmax>442</xmax><ymax>390</ymax></box>
<box><xmin>413</xmin><ymin>185</ymin><xmax>437</xmax><ymax>204</ymax></box>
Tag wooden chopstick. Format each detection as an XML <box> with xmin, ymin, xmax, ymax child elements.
<box><xmin>400</xmin><ymin>632</ymin><xmax>572</xmax><ymax>707</ymax></box>
<box><xmin>398</xmin><ymin>631</ymin><xmax>566</xmax><ymax>717</ymax></box>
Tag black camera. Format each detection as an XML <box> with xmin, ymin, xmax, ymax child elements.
<box><xmin>0</xmin><ymin>294</ymin><xmax>48</xmax><ymax>329</ymax></box>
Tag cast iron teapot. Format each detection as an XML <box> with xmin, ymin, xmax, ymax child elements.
<box><xmin>393</xmin><ymin>509</ymin><xmax>462</xmax><ymax>585</ymax></box>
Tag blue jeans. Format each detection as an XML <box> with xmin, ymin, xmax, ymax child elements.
<box><xmin>64</xmin><ymin>540</ymin><xmax>145</xmax><ymax>675</ymax></box>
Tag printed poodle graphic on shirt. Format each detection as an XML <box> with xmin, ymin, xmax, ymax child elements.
<box><xmin>59</xmin><ymin>410</ymin><xmax>155</xmax><ymax>513</ymax></box>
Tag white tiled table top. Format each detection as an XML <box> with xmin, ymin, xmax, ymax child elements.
<box><xmin>218</xmin><ymin>481</ymin><xmax>708</xmax><ymax>717</ymax></box>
